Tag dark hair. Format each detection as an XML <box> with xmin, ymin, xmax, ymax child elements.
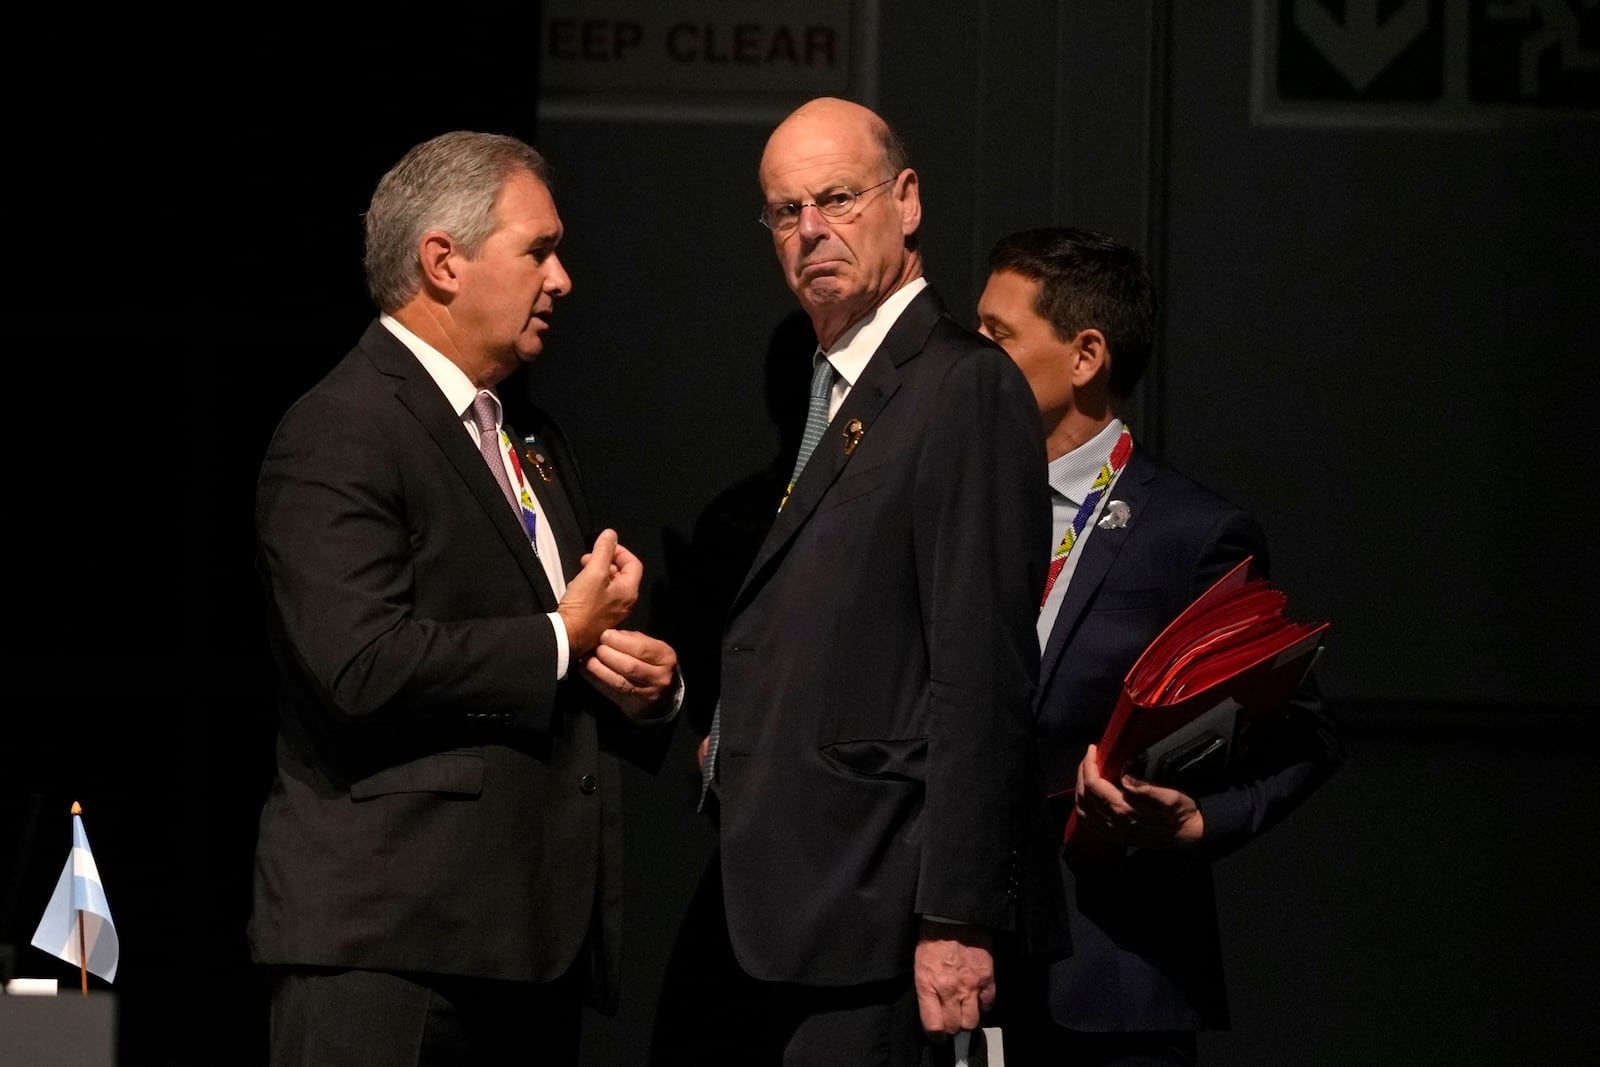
<box><xmin>986</xmin><ymin>227</ymin><xmax>1156</xmax><ymax>401</ymax></box>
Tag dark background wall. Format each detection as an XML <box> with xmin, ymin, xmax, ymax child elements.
<box><xmin>4</xmin><ymin>3</ymin><xmax>1596</xmax><ymax>1065</ymax></box>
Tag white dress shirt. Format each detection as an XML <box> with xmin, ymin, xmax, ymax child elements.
<box><xmin>379</xmin><ymin>313</ymin><xmax>572</xmax><ymax>678</ymax></box>
<box><xmin>1037</xmin><ymin>418</ymin><xmax>1127</xmax><ymax>650</ymax></box>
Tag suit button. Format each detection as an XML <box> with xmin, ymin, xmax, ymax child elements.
<box><xmin>579</xmin><ymin>774</ymin><xmax>598</xmax><ymax>795</ymax></box>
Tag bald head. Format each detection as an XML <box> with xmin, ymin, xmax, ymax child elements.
<box><xmin>760</xmin><ymin>98</ymin><xmax>907</xmax><ymax>190</ymax></box>
<box><xmin>758</xmin><ymin>98</ymin><xmax>921</xmax><ymax>348</ymax></box>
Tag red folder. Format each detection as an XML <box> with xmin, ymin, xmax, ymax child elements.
<box><xmin>1061</xmin><ymin>556</ymin><xmax>1328</xmax><ymax>855</ymax></box>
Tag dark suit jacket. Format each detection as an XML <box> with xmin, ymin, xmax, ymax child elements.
<box><xmin>714</xmin><ymin>286</ymin><xmax>1052</xmax><ymax>985</ymax></box>
<box><xmin>1032</xmin><ymin>444</ymin><xmax>1342</xmax><ymax>1031</ymax></box>
<box><xmin>248</xmin><ymin>319</ymin><xmax>672</xmax><ymax>1013</ymax></box>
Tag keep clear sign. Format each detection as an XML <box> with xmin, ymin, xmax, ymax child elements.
<box><xmin>1255</xmin><ymin>0</ymin><xmax>1598</xmax><ymax>126</ymax></box>
<box><xmin>540</xmin><ymin>0</ymin><xmax>872</xmax><ymax>121</ymax></box>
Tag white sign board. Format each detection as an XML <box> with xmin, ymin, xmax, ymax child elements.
<box><xmin>540</xmin><ymin>0</ymin><xmax>876</xmax><ymax>123</ymax></box>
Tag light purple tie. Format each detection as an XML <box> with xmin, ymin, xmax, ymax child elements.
<box><xmin>470</xmin><ymin>392</ymin><xmax>521</xmax><ymax>518</ymax></box>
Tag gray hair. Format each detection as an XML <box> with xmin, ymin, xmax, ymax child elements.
<box><xmin>363</xmin><ymin>131</ymin><xmax>553</xmax><ymax>312</ymax></box>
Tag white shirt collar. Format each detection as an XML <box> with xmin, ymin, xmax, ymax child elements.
<box><xmin>818</xmin><ymin>277</ymin><xmax>928</xmax><ymax>387</ymax></box>
<box><xmin>379</xmin><ymin>312</ymin><xmax>483</xmax><ymax>420</ymax></box>
<box><xmin>1047</xmin><ymin>418</ymin><xmax>1125</xmax><ymax>506</ymax></box>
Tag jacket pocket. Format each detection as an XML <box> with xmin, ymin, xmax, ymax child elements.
<box><xmin>349</xmin><ymin>751</ymin><xmax>486</xmax><ymax>799</ymax></box>
<box><xmin>820</xmin><ymin>737</ymin><xmax>927</xmax><ymax>782</ymax></box>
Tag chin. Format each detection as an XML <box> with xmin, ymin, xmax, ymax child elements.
<box><xmin>515</xmin><ymin>330</ymin><xmax>547</xmax><ymax>361</ymax></box>
<box><xmin>800</xmin><ymin>280</ymin><xmax>852</xmax><ymax>307</ymax></box>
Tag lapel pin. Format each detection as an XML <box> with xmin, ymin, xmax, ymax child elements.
<box><xmin>1097</xmin><ymin>500</ymin><xmax>1131</xmax><ymax>530</ymax></box>
<box><xmin>522</xmin><ymin>445</ymin><xmax>555</xmax><ymax>483</ymax></box>
<box><xmin>842</xmin><ymin>418</ymin><xmax>864</xmax><ymax>455</ymax></box>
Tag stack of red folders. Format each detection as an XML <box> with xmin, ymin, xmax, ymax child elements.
<box><xmin>1062</xmin><ymin>556</ymin><xmax>1329</xmax><ymax>856</ymax></box>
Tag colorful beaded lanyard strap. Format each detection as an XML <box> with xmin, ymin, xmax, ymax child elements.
<box><xmin>499</xmin><ymin>429</ymin><xmax>543</xmax><ymax>548</ymax></box>
<box><xmin>1039</xmin><ymin>425</ymin><xmax>1133</xmax><ymax>606</ymax></box>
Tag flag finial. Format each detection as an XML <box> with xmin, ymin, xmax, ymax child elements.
<box><xmin>71</xmin><ymin>800</ymin><xmax>82</xmax><ymax>814</ymax></box>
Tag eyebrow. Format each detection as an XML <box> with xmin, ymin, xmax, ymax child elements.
<box><xmin>766</xmin><ymin>178</ymin><xmax>866</xmax><ymax>201</ymax></box>
<box><xmin>526</xmin><ymin>227</ymin><xmax>563</xmax><ymax>250</ymax></box>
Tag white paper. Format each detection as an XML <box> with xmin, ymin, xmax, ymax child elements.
<box><xmin>5</xmin><ymin>977</ymin><xmax>60</xmax><ymax>995</ymax></box>
<box><xmin>953</xmin><ymin>1026</ymin><xmax>1004</xmax><ymax>1066</ymax></box>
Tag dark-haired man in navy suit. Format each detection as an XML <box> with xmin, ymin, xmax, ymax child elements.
<box><xmin>976</xmin><ymin>226</ymin><xmax>1343</xmax><ymax>1065</ymax></box>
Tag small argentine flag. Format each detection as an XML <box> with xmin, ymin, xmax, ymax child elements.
<box><xmin>30</xmin><ymin>802</ymin><xmax>119</xmax><ymax>983</ymax></box>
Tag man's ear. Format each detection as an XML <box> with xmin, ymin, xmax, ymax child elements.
<box><xmin>1070</xmin><ymin>328</ymin><xmax>1109</xmax><ymax>388</ymax></box>
<box><xmin>895</xmin><ymin>168</ymin><xmax>922</xmax><ymax>238</ymax></box>
<box><xmin>418</xmin><ymin>231</ymin><xmax>460</xmax><ymax>294</ymax></box>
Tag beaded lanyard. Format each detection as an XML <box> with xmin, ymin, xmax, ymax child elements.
<box><xmin>499</xmin><ymin>429</ymin><xmax>542</xmax><ymax>550</ymax></box>
<box><xmin>1039</xmin><ymin>425</ymin><xmax>1133</xmax><ymax>606</ymax></box>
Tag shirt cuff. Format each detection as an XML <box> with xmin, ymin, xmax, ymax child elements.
<box><xmin>548</xmin><ymin>611</ymin><xmax>569</xmax><ymax>679</ymax></box>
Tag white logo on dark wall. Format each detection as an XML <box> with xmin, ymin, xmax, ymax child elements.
<box><xmin>1269</xmin><ymin>0</ymin><xmax>1597</xmax><ymax>113</ymax></box>
<box><xmin>1480</xmin><ymin>0</ymin><xmax>1600</xmax><ymax>99</ymax></box>
<box><xmin>1293</xmin><ymin>0</ymin><xmax>1432</xmax><ymax>91</ymax></box>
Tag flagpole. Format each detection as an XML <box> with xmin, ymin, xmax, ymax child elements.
<box><xmin>72</xmin><ymin>802</ymin><xmax>88</xmax><ymax>996</ymax></box>
<box><xmin>78</xmin><ymin>910</ymin><xmax>88</xmax><ymax>995</ymax></box>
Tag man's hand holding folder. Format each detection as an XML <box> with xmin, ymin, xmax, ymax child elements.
<box><xmin>1062</xmin><ymin>556</ymin><xmax>1329</xmax><ymax>859</ymax></box>
<box><xmin>1075</xmin><ymin>740</ymin><xmax>1206</xmax><ymax>851</ymax></box>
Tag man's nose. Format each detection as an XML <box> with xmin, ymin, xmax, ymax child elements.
<box><xmin>795</xmin><ymin>203</ymin><xmax>831</xmax><ymax>240</ymax></box>
<box><xmin>547</xmin><ymin>253</ymin><xmax>572</xmax><ymax>296</ymax></box>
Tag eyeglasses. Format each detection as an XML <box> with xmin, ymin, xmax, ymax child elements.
<box><xmin>758</xmin><ymin>175</ymin><xmax>899</xmax><ymax>232</ymax></box>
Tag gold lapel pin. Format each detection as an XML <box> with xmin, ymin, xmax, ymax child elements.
<box><xmin>842</xmin><ymin>418</ymin><xmax>864</xmax><ymax>455</ymax></box>
<box><xmin>523</xmin><ymin>446</ymin><xmax>555</xmax><ymax>483</ymax></box>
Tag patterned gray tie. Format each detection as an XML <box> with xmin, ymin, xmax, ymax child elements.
<box><xmin>470</xmin><ymin>392</ymin><xmax>521</xmax><ymax>517</ymax></box>
<box><xmin>471</xmin><ymin>391</ymin><xmax>540</xmax><ymax>556</ymax></box>
<box><xmin>699</xmin><ymin>352</ymin><xmax>836</xmax><ymax>811</ymax></box>
<box><xmin>786</xmin><ymin>352</ymin><xmax>838</xmax><ymax>500</ymax></box>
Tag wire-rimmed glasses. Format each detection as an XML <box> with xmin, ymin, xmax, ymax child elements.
<box><xmin>758</xmin><ymin>175</ymin><xmax>899</xmax><ymax>233</ymax></box>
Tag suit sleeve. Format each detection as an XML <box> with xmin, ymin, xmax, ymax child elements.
<box><xmin>910</xmin><ymin>339</ymin><xmax>1050</xmax><ymax>929</ymax></box>
<box><xmin>1186</xmin><ymin>513</ymin><xmax>1345</xmax><ymax>860</ymax></box>
<box><xmin>257</xmin><ymin>389</ymin><xmax>560</xmax><ymax>735</ymax></box>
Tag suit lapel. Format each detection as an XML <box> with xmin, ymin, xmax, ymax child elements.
<box><xmin>1037</xmin><ymin>449</ymin><xmax>1154</xmax><ymax>700</ymax></box>
<box><xmin>732</xmin><ymin>289</ymin><xmax>942</xmax><ymax>611</ymax></box>
<box><xmin>362</xmin><ymin>324</ymin><xmax>558</xmax><ymax>609</ymax></box>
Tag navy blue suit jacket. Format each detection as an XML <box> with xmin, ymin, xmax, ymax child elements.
<box><xmin>1032</xmin><ymin>444</ymin><xmax>1342</xmax><ymax>1031</ymax></box>
<box><xmin>713</xmin><ymin>287</ymin><xmax>1053</xmax><ymax>984</ymax></box>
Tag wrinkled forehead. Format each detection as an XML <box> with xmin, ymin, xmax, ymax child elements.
<box><xmin>759</xmin><ymin>113</ymin><xmax>884</xmax><ymax>196</ymax></box>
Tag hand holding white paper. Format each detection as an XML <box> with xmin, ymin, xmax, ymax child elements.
<box><xmin>953</xmin><ymin>1026</ymin><xmax>1005</xmax><ymax>1066</ymax></box>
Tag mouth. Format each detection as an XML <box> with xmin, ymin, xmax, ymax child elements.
<box><xmin>797</xmin><ymin>259</ymin><xmax>844</xmax><ymax>279</ymax></box>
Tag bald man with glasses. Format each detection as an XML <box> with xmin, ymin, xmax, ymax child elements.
<box><xmin>661</xmin><ymin>97</ymin><xmax>1063</xmax><ymax>1067</ymax></box>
